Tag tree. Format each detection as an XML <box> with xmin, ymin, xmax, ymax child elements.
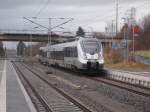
<box><xmin>138</xmin><ymin>14</ymin><xmax>150</xmax><ymax>50</ymax></box>
<box><xmin>76</xmin><ymin>26</ymin><xmax>85</xmax><ymax>37</ymax></box>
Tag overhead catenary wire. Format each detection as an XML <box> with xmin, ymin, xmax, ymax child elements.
<box><xmin>34</xmin><ymin>0</ymin><xmax>51</xmax><ymax>17</ymax></box>
<box><xmin>23</xmin><ymin>17</ymin><xmax>74</xmax><ymax>32</ymax></box>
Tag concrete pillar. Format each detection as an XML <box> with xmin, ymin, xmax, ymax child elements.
<box><xmin>17</xmin><ymin>41</ymin><xmax>26</xmax><ymax>56</ymax></box>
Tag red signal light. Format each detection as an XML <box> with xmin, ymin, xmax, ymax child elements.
<box><xmin>132</xmin><ymin>26</ymin><xmax>140</xmax><ymax>33</ymax></box>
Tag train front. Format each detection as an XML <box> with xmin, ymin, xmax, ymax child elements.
<box><xmin>78</xmin><ymin>38</ymin><xmax>104</xmax><ymax>72</ymax></box>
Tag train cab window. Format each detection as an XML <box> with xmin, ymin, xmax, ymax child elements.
<box><xmin>81</xmin><ymin>40</ymin><xmax>100</xmax><ymax>54</ymax></box>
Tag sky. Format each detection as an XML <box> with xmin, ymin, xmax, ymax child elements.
<box><xmin>0</xmin><ymin>0</ymin><xmax>150</xmax><ymax>49</ymax></box>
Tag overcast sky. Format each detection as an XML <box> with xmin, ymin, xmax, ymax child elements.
<box><xmin>1</xmin><ymin>0</ymin><xmax>150</xmax><ymax>48</ymax></box>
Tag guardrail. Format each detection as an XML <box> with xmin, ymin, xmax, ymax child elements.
<box><xmin>132</xmin><ymin>55</ymin><xmax>150</xmax><ymax>66</ymax></box>
<box><xmin>105</xmin><ymin>69</ymin><xmax>150</xmax><ymax>88</ymax></box>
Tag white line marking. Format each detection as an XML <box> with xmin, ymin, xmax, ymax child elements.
<box><xmin>10</xmin><ymin>62</ymin><xmax>37</xmax><ymax>112</ymax></box>
<box><xmin>0</xmin><ymin>60</ymin><xmax>6</xmax><ymax>112</ymax></box>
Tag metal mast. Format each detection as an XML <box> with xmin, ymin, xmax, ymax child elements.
<box><xmin>116</xmin><ymin>0</ymin><xmax>119</xmax><ymax>36</ymax></box>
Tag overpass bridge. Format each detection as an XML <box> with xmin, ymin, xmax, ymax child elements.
<box><xmin>0</xmin><ymin>32</ymin><xmax>123</xmax><ymax>42</ymax></box>
<box><xmin>0</xmin><ymin>33</ymin><xmax>74</xmax><ymax>43</ymax></box>
<box><xmin>0</xmin><ymin>31</ymin><xmax>128</xmax><ymax>56</ymax></box>
<box><xmin>0</xmin><ymin>30</ymin><xmax>127</xmax><ymax>47</ymax></box>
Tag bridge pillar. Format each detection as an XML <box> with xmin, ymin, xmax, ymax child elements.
<box><xmin>0</xmin><ymin>41</ymin><xmax>5</xmax><ymax>57</ymax></box>
<box><xmin>17</xmin><ymin>41</ymin><xmax>26</xmax><ymax>56</ymax></box>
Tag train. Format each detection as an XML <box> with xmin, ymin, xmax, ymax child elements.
<box><xmin>38</xmin><ymin>36</ymin><xmax>104</xmax><ymax>72</ymax></box>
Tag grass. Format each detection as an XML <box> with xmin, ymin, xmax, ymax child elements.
<box><xmin>104</xmin><ymin>48</ymin><xmax>150</xmax><ymax>73</ymax></box>
<box><xmin>105</xmin><ymin>61</ymin><xmax>150</xmax><ymax>73</ymax></box>
<box><xmin>135</xmin><ymin>50</ymin><xmax>150</xmax><ymax>57</ymax></box>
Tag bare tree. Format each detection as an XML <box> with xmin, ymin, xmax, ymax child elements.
<box><xmin>138</xmin><ymin>14</ymin><xmax>150</xmax><ymax>50</ymax></box>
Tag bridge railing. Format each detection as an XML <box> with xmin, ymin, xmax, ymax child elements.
<box><xmin>0</xmin><ymin>29</ymin><xmax>48</xmax><ymax>34</ymax></box>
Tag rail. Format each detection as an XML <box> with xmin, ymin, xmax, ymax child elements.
<box><xmin>21</xmin><ymin>62</ymin><xmax>93</xmax><ymax>112</ymax></box>
<box><xmin>27</xmin><ymin>62</ymin><xmax>150</xmax><ymax>97</ymax></box>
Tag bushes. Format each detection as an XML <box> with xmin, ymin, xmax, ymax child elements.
<box><xmin>137</xmin><ymin>14</ymin><xmax>150</xmax><ymax>50</ymax></box>
<box><xmin>104</xmin><ymin>48</ymin><xmax>124</xmax><ymax>64</ymax></box>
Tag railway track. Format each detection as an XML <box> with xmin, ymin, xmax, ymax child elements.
<box><xmin>13</xmin><ymin>62</ymin><xmax>93</xmax><ymax>112</ymax></box>
<box><xmin>91</xmin><ymin>77</ymin><xmax>150</xmax><ymax>97</ymax></box>
<box><xmin>28</xmin><ymin>62</ymin><xmax>150</xmax><ymax>98</ymax></box>
<box><xmin>13</xmin><ymin>62</ymin><xmax>52</xmax><ymax>112</ymax></box>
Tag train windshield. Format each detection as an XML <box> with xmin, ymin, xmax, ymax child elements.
<box><xmin>82</xmin><ymin>40</ymin><xmax>100</xmax><ymax>54</ymax></box>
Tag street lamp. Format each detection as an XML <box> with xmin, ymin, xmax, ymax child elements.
<box><xmin>111</xmin><ymin>20</ymin><xmax>114</xmax><ymax>41</ymax></box>
<box><xmin>116</xmin><ymin>0</ymin><xmax>119</xmax><ymax>36</ymax></box>
<box><xmin>122</xmin><ymin>17</ymin><xmax>130</xmax><ymax>62</ymax></box>
<box><xmin>122</xmin><ymin>18</ymin><xmax>127</xmax><ymax>62</ymax></box>
<box><xmin>30</xmin><ymin>33</ymin><xmax>32</xmax><ymax>57</ymax></box>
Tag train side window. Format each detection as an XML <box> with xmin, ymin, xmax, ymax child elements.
<box><xmin>68</xmin><ymin>47</ymin><xmax>70</xmax><ymax>57</ymax></box>
<box><xmin>71</xmin><ymin>47</ymin><xmax>77</xmax><ymax>57</ymax></box>
<box><xmin>64</xmin><ymin>47</ymin><xmax>77</xmax><ymax>57</ymax></box>
<box><xmin>65</xmin><ymin>47</ymin><xmax>68</xmax><ymax>57</ymax></box>
<box><xmin>71</xmin><ymin>47</ymin><xmax>74</xmax><ymax>57</ymax></box>
<box><xmin>68</xmin><ymin>47</ymin><xmax>71</xmax><ymax>57</ymax></box>
<box><xmin>74</xmin><ymin>47</ymin><xmax>78</xmax><ymax>57</ymax></box>
<box><xmin>71</xmin><ymin>47</ymin><xmax>73</xmax><ymax>57</ymax></box>
<box><xmin>64</xmin><ymin>47</ymin><xmax>68</xmax><ymax>57</ymax></box>
<box><xmin>70</xmin><ymin>47</ymin><xmax>72</xmax><ymax>57</ymax></box>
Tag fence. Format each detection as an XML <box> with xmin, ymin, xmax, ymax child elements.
<box><xmin>133</xmin><ymin>55</ymin><xmax>150</xmax><ymax>66</ymax></box>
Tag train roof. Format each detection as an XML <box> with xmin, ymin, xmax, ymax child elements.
<box><xmin>48</xmin><ymin>40</ymin><xmax>77</xmax><ymax>51</ymax></box>
<box><xmin>40</xmin><ymin>37</ymin><xmax>100</xmax><ymax>51</ymax></box>
<box><xmin>39</xmin><ymin>46</ymin><xmax>48</xmax><ymax>51</ymax></box>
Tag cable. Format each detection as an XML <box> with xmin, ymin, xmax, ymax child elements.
<box><xmin>34</xmin><ymin>0</ymin><xmax>51</xmax><ymax>17</ymax></box>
